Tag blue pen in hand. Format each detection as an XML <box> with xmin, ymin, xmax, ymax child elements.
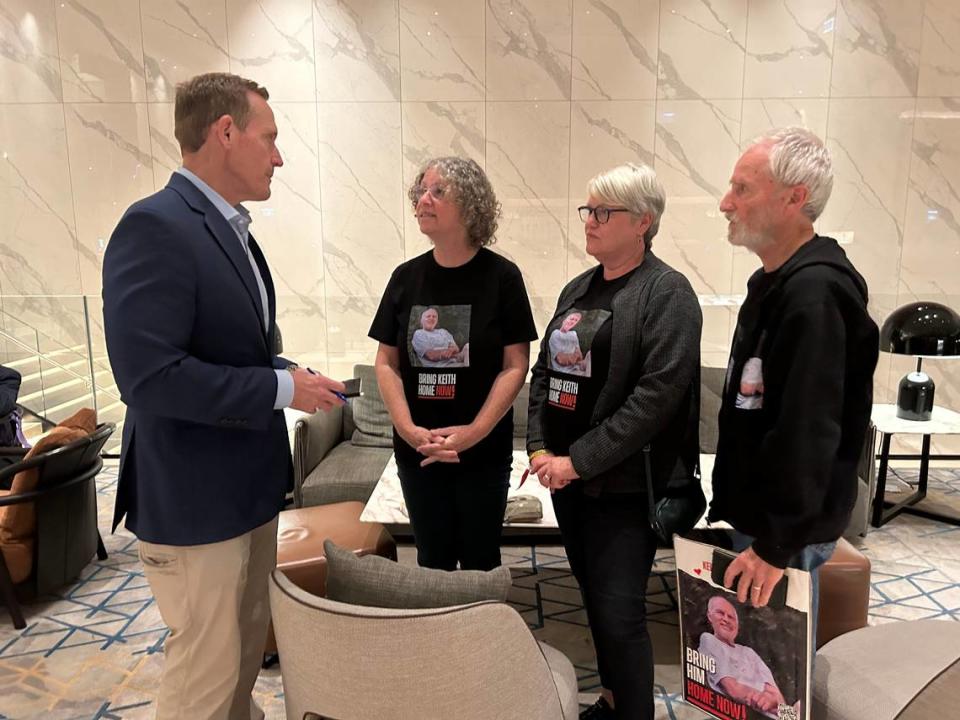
<box><xmin>306</xmin><ymin>366</ymin><xmax>348</xmax><ymax>402</ymax></box>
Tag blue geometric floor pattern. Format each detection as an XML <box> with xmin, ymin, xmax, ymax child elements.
<box><xmin>2</xmin><ymin>462</ymin><xmax>959</xmax><ymax>719</ymax></box>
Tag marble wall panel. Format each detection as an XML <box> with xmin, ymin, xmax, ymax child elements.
<box><xmin>831</xmin><ymin>0</ymin><xmax>922</xmax><ymax>97</ymax></box>
<box><xmin>313</xmin><ymin>0</ymin><xmax>400</xmax><ymax>101</ymax></box>
<box><xmin>317</xmin><ymin>101</ymin><xmax>403</xmax><ymax>367</ymax></box>
<box><xmin>399</xmin><ymin>0</ymin><xmax>484</xmax><ymax>101</ymax></box>
<box><xmin>140</xmin><ymin>0</ymin><xmax>230</xmax><ymax>102</ymax></box>
<box><xmin>567</xmin><ymin>100</ymin><xmax>656</xmax><ymax>276</ymax></box>
<box><xmin>226</xmin><ymin>0</ymin><xmax>315</xmax><ymax>101</ymax></box>
<box><xmin>253</xmin><ymin>102</ymin><xmax>327</xmax><ymax>361</ymax></box>
<box><xmin>146</xmin><ymin>103</ymin><xmax>179</xmax><ymax>190</ymax></box>
<box><xmin>570</xmin><ymin>0</ymin><xmax>659</xmax><ymax>101</ymax></box>
<box><xmin>820</xmin><ymin>99</ymin><xmax>915</xmax><ymax>299</ymax></box>
<box><xmin>739</xmin><ymin>98</ymin><xmax>829</xmax><ymax>149</ymax></box>
<box><xmin>0</xmin><ymin>0</ymin><xmax>62</xmax><ymax>102</ymax></box>
<box><xmin>899</xmin><ymin>98</ymin><xmax>960</xmax><ymax>298</ymax></box>
<box><xmin>400</xmin><ymin>101</ymin><xmax>485</xmax><ymax>258</ymax></box>
<box><xmin>56</xmin><ymin>0</ymin><xmax>147</xmax><ymax>102</ymax></box>
<box><xmin>486</xmin><ymin>0</ymin><xmax>573</xmax><ymax>101</ymax></box>
<box><xmin>658</xmin><ymin>0</ymin><xmax>747</xmax><ymax>100</ymax></box>
<box><xmin>918</xmin><ymin>0</ymin><xmax>960</xmax><ymax>97</ymax></box>
<box><xmin>743</xmin><ymin>0</ymin><xmax>835</xmax><ymax>99</ymax></box>
<box><xmin>0</xmin><ymin>105</ymin><xmax>81</xmax><ymax>297</ymax></box>
<box><xmin>654</xmin><ymin>99</ymin><xmax>742</xmax><ymax>297</ymax></box>
<box><xmin>486</xmin><ymin>101</ymin><xmax>570</xmax><ymax>329</ymax></box>
<box><xmin>64</xmin><ymin>103</ymin><xmax>154</xmax><ymax>296</ymax></box>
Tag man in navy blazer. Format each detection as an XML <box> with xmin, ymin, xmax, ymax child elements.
<box><xmin>103</xmin><ymin>73</ymin><xmax>344</xmax><ymax>720</ymax></box>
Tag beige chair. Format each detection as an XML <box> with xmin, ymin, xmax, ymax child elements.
<box><xmin>269</xmin><ymin>570</ymin><xmax>579</xmax><ymax>720</ymax></box>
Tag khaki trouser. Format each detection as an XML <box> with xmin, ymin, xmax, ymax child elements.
<box><xmin>139</xmin><ymin>515</ymin><xmax>279</xmax><ymax>720</ymax></box>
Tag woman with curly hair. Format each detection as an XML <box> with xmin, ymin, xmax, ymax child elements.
<box><xmin>369</xmin><ymin>156</ymin><xmax>537</xmax><ymax>570</ymax></box>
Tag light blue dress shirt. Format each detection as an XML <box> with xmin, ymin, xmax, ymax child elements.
<box><xmin>175</xmin><ymin>167</ymin><xmax>294</xmax><ymax>410</ymax></box>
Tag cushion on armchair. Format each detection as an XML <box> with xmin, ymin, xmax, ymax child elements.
<box><xmin>323</xmin><ymin>539</ymin><xmax>512</xmax><ymax>609</ymax></box>
<box><xmin>349</xmin><ymin>365</ymin><xmax>393</xmax><ymax>448</ymax></box>
<box><xmin>0</xmin><ymin>408</ymin><xmax>97</xmax><ymax>583</ymax></box>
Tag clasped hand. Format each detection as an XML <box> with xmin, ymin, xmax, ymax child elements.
<box><xmin>401</xmin><ymin>424</ymin><xmax>481</xmax><ymax>467</ymax></box>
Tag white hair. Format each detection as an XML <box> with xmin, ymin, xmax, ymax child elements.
<box><xmin>587</xmin><ymin>162</ymin><xmax>666</xmax><ymax>250</ymax></box>
<box><xmin>754</xmin><ymin>127</ymin><xmax>833</xmax><ymax>222</ymax></box>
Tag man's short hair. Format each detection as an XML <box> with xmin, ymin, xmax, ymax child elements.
<box><xmin>754</xmin><ymin>127</ymin><xmax>833</xmax><ymax>222</ymax></box>
<box><xmin>587</xmin><ymin>162</ymin><xmax>666</xmax><ymax>251</ymax></box>
<box><xmin>174</xmin><ymin>73</ymin><xmax>269</xmax><ymax>153</ymax></box>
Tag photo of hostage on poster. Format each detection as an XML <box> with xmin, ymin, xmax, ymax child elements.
<box><xmin>675</xmin><ymin>537</ymin><xmax>812</xmax><ymax>720</ymax></box>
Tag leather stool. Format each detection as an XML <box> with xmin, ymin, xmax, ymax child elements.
<box><xmin>265</xmin><ymin>501</ymin><xmax>396</xmax><ymax>654</ymax></box>
<box><xmin>816</xmin><ymin>537</ymin><xmax>870</xmax><ymax>649</ymax></box>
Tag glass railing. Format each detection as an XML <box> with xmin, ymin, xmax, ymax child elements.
<box><xmin>0</xmin><ymin>295</ymin><xmax>122</xmax><ymax>453</ymax></box>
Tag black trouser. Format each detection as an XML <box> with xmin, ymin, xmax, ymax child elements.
<box><xmin>396</xmin><ymin>457</ymin><xmax>511</xmax><ymax>571</ymax></box>
<box><xmin>552</xmin><ymin>483</ymin><xmax>658</xmax><ymax>720</ymax></box>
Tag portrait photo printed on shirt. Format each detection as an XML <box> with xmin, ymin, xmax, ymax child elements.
<box><xmin>545</xmin><ymin>308</ymin><xmax>610</xmax><ymax>411</ymax></box>
<box><xmin>675</xmin><ymin>538</ymin><xmax>812</xmax><ymax>720</ymax></box>
<box><xmin>736</xmin><ymin>357</ymin><xmax>765</xmax><ymax>410</ymax></box>
<box><xmin>407</xmin><ymin>304</ymin><xmax>470</xmax><ymax>400</ymax></box>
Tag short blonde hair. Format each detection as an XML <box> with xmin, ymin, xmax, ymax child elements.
<box><xmin>587</xmin><ymin>163</ymin><xmax>666</xmax><ymax>250</ymax></box>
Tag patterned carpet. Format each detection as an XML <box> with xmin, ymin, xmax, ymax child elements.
<box><xmin>1</xmin><ymin>463</ymin><xmax>960</xmax><ymax>719</ymax></box>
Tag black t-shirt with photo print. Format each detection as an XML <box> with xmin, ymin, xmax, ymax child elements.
<box><xmin>369</xmin><ymin>248</ymin><xmax>537</xmax><ymax>468</ymax></box>
<box><xmin>542</xmin><ymin>265</ymin><xmax>638</xmax><ymax>456</ymax></box>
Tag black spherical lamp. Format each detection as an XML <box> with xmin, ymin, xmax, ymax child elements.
<box><xmin>879</xmin><ymin>301</ymin><xmax>960</xmax><ymax>421</ymax></box>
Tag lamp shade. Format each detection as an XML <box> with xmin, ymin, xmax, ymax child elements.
<box><xmin>880</xmin><ymin>301</ymin><xmax>960</xmax><ymax>357</ymax></box>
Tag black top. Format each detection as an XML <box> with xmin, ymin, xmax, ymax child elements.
<box><xmin>369</xmin><ymin>248</ymin><xmax>537</xmax><ymax>467</ymax></box>
<box><xmin>541</xmin><ymin>266</ymin><xmax>638</xmax><ymax>455</ymax></box>
<box><xmin>709</xmin><ymin>236</ymin><xmax>880</xmax><ymax>567</ymax></box>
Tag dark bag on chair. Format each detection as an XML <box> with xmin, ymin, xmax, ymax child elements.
<box><xmin>643</xmin><ymin>444</ymin><xmax>706</xmax><ymax>546</ymax></box>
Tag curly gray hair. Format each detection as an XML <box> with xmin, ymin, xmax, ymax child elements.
<box><xmin>408</xmin><ymin>157</ymin><xmax>501</xmax><ymax>247</ymax></box>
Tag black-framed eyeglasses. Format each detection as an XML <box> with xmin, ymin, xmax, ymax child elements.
<box><xmin>413</xmin><ymin>183</ymin><xmax>449</xmax><ymax>202</ymax></box>
<box><xmin>578</xmin><ymin>205</ymin><xmax>632</xmax><ymax>224</ymax></box>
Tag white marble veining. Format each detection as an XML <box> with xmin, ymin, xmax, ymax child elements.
<box><xmin>570</xmin><ymin>0</ymin><xmax>659</xmax><ymax>101</ymax></box>
<box><xmin>0</xmin><ymin>105</ymin><xmax>82</xmax><ymax>297</ymax></box>
<box><xmin>486</xmin><ymin>0</ymin><xmax>573</xmax><ymax>100</ymax></box>
<box><xmin>0</xmin><ymin>0</ymin><xmax>62</xmax><ymax>103</ymax></box>
<box><xmin>140</xmin><ymin>0</ymin><xmax>230</xmax><ymax>102</ymax></box>
<box><xmin>657</xmin><ymin>0</ymin><xmax>747</xmax><ymax>100</ymax></box>
<box><xmin>313</xmin><ymin>0</ymin><xmax>400</xmax><ymax>101</ymax></box>
<box><xmin>918</xmin><ymin>0</ymin><xmax>960</xmax><ymax>96</ymax></box>
<box><xmin>56</xmin><ymin>0</ymin><xmax>148</xmax><ymax>102</ymax></box>
<box><xmin>64</xmin><ymin>103</ymin><xmax>154</xmax><ymax>296</ymax></box>
<box><xmin>831</xmin><ymin>0</ymin><xmax>922</xmax><ymax>97</ymax></box>
<box><xmin>743</xmin><ymin>0</ymin><xmax>835</xmax><ymax>99</ymax></box>
<box><xmin>226</xmin><ymin>0</ymin><xmax>315</xmax><ymax>101</ymax></box>
<box><xmin>820</xmin><ymin>99</ymin><xmax>915</xmax><ymax>299</ymax></box>
<box><xmin>399</xmin><ymin>0</ymin><xmax>484</xmax><ymax>101</ymax></box>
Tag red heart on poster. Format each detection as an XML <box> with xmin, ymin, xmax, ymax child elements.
<box><xmin>693</xmin><ymin>568</ymin><xmax>702</xmax><ymax>575</ymax></box>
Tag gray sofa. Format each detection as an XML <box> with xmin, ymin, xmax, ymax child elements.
<box><xmin>293</xmin><ymin>364</ymin><xmax>876</xmax><ymax>538</ymax></box>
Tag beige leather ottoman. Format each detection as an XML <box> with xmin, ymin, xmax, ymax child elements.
<box><xmin>817</xmin><ymin>538</ymin><xmax>871</xmax><ymax>649</ymax></box>
<box><xmin>265</xmin><ymin>501</ymin><xmax>396</xmax><ymax>654</ymax></box>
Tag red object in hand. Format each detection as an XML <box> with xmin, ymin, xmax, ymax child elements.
<box><xmin>519</xmin><ymin>468</ymin><xmax>530</xmax><ymax>487</ymax></box>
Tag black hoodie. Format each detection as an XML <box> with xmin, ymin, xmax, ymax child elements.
<box><xmin>709</xmin><ymin>235</ymin><xmax>879</xmax><ymax>567</ymax></box>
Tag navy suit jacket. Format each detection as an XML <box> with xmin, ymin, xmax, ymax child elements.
<box><xmin>102</xmin><ymin>173</ymin><xmax>292</xmax><ymax>545</ymax></box>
